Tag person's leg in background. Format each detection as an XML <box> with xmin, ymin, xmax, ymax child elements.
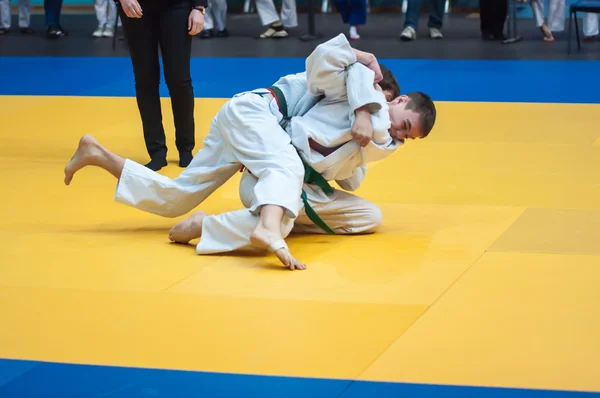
<box><xmin>426</xmin><ymin>0</ymin><xmax>445</xmax><ymax>39</ymax></box>
<box><xmin>103</xmin><ymin>0</ymin><xmax>117</xmax><ymax>37</ymax></box>
<box><xmin>119</xmin><ymin>5</ymin><xmax>168</xmax><ymax>171</ymax></box>
<box><xmin>255</xmin><ymin>0</ymin><xmax>296</xmax><ymax>38</ymax></box>
<box><xmin>479</xmin><ymin>0</ymin><xmax>506</xmax><ymax>40</ymax></box>
<box><xmin>492</xmin><ymin>0</ymin><xmax>507</xmax><ymax>39</ymax></box>
<box><xmin>44</xmin><ymin>0</ymin><xmax>67</xmax><ymax>38</ymax></box>
<box><xmin>335</xmin><ymin>0</ymin><xmax>366</xmax><ymax>40</ymax></box>
<box><xmin>347</xmin><ymin>0</ymin><xmax>367</xmax><ymax>40</ymax></box>
<box><xmin>93</xmin><ymin>0</ymin><xmax>117</xmax><ymax>37</ymax></box>
<box><xmin>198</xmin><ymin>0</ymin><xmax>228</xmax><ymax>39</ymax></box>
<box><xmin>279</xmin><ymin>0</ymin><xmax>297</xmax><ymax>29</ymax></box>
<box><xmin>93</xmin><ymin>0</ymin><xmax>108</xmax><ymax>37</ymax></box>
<box><xmin>530</xmin><ymin>0</ymin><xmax>553</xmax><ymax>41</ymax></box>
<box><xmin>401</xmin><ymin>0</ymin><xmax>444</xmax><ymax>40</ymax></box>
<box><xmin>400</xmin><ymin>0</ymin><xmax>422</xmax><ymax>41</ymax></box>
<box><xmin>159</xmin><ymin>0</ymin><xmax>195</xmax><ymax>167</ymax></box>
<box><xmin>583</xmin><ymin>12</ymin><xmax>599</xmax><ymax>41</ymax></box>
<box><xmin>546</xmin><ymin>0</ymin><xmax>565</xmax><ymax>33</ymax></box>
<box><xmin>18</xmin><ymin>0</ymin><xmax>33</xmax><ymax>34</ymax></box>
<box><xmin>0</xmin><ymin>0</ymin><xmax>11</xmax><ymax>34</ymax></box>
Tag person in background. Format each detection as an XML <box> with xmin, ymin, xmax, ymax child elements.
<box><xmin>93</xmin><ymin>0</ymin><xmax>117</xmax><ymax>38</ymax></box>
<box><xmin>479</xmin><ymin>0</ymin><xmax>507</xmax><ymax>40</ymax></box>
<box><xmin>0</xmin><ymin>0</ymin><xmax>33</xmax><ymax>34</ymax></box>
<box><xmin>583</xmin><ymin>12</ymin><xmax>598</xmax><ymax>41</ymax></box>
<box><xmin>44</xmin><ymin>0</ymin><xmax>67</xmax><ymax>38</ymax></box>
<box><xmin>335</xmin><ymin>0</ymin><xmax>367</xmax><ymax>40</ymax></box>
<box><xmin>529</xmin><ymin>0</ymin><xmax>564</xmax><ymax>42</ymax></box>
<box><xmin>256</xmin><ymin>0</ymin><xmax>296</xmax><ymax>38</ymax></box>
<box><xmin>198</xmin><ymin>0</ymin><xmax>228</xmax><ymax>38</ymax></box>
<box><xmin>400</xmin><ymin>0</ymin><xmax>446</xmax><ymax>41</ymax></box>
<box><xmin>117</xmin><ymin>0</ymin><xmax>206</xmax><ymax>171</ymax></box>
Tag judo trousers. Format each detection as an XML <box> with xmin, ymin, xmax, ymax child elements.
<box><xmin>195</xmin><ymin>170</ymin><xmax>383</xmax><ymax>254</ymax></box>
<box><xmin>114</xmin><ymin>91</ymin><xmax>305</xmax><ymax>220</ymax></box>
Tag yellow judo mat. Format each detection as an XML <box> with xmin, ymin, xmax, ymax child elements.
<box><xmin>1</xmin><ymin>96</ymin><xmax>599</xmax><ymax>395</ymax></box>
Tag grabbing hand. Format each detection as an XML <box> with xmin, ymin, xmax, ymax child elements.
<box><xmin>188</xmin><ymin>9</ymin><xmax>205</xmax><ymax>35</ymax></box>
<box><xmin>353</xmin><ymin>48</ymin><xmax>383</xmax><ymax>83</ymax></box>
<box><xmin>351</xmin><ymin>111</ymin><xmax>374</xmax><ymax>147</ymax></box>
<box><xmin>365</xmin><ymin>58</ymin><xmax>383</xmax><ymax>84</ymax></box>
<box><xmin>121</xmin><ymin>0</ymin><xmax>143</xmax><ymax>18</ymax></box>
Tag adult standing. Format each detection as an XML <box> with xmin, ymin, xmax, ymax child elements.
<box><xmin>117</xmin><ymin>0</ymin><xmax>206</xmax><ymax>171</ymax></box>
<box><xmin>479</xmin><ymin>0</ymin><xmax>507</xmax><ymax>41</ymax></box>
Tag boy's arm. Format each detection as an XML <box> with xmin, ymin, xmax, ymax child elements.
<box><xmin>347</xmin><ymin>63</ymin><xmax>389</xmax><ymax>146</ymax></box>
<box><xmin>305</xmin><ymin>34</ymin><xmax>383</xmax><ymax>102</ymax></box>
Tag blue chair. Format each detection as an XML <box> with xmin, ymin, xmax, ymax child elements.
<box><xmin>568</xmin><ymin>0</ymin><xmax>600</xmax><ymax>53</ymax></box>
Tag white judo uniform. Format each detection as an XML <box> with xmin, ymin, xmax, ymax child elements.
<box><xmin>195</xmin><ymin>58</ymin><xmax>403</xmax><ymax>254</ymax></box>
<box><xmin>113</xmin><ymin>34</ymin><xmax>377</xmax><ymax>236</ymax></box>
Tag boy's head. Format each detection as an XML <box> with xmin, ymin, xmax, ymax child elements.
<box><xmin>387</xmin><ymin>92</ymin><xmax>436</xmax><ymax>142</ymax></box>
<box><xmin>377</xmin><ymin>64</ymin><xmax>400</xmax><ymax>102</ymax></box>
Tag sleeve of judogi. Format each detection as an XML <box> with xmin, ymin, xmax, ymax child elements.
<box><xmin>335</xmin><ymin>165</ymin><xmax>366</xmax><ymax>191</ymax></box>
<box><xmin>370</xmin><ymin>101</ymin><xmax>392</xmax><ymax>144</ymax></box>
<box><xmin>346</xmin><ymin>63</ymin><xmax>385</xmax><ymax>114</ymax></box>
<box><xmin>305</xmin><ymin>33</ymin><xmax>357</xmax><ymax>101</ymax></box>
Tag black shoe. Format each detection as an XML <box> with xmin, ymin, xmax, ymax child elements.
<box><xmin>198</xmin><ymin>29</ymin><xmax>214</xmax><ymax>39</ymax></box>
<box><xmin>179</xmin><ymin>152</ymin><xmax>193</xmax><ymax>168</ymax></box>
<box><xmin>145</xmin><ymin>158</ymin><xmax>168</xmax><ymax>171</ymax></box>
<box><xmin>216</xmin><ymin>28</ymin><xmax>229</xmax><ymax>38</ymax></box>
<box><xmin>20</xmin><ymin>27</ymin><xmax>34</xmax><ymax>35</ymax></box>
<box><xmin>46</xmin><ymin>25</ymin><xmax>67</xmax><ymax>39</ymax></box>
<box><xmin>481</xmin><ymin>32</ymin><xmax>496</xmax><ymax>41</ymax></box>
<box><xmin>0</xmin><ymin>28</ymin><xmax>10</xmax><ymax>35</ymax></box>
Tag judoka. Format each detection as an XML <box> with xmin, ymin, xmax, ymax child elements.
<box><xmin>168</xmin><ymin>81</ymin><xmax>436</xmax><ymax>268</ymax></box>
<box><xmin>64</xmin><ymin>34</ymin><xmax>398</xmax><ymax>270</ymax></box>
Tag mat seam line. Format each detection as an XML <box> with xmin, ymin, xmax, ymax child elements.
<box><xmin>336</xmin><ymin>249</ymin><xmax>490</xmax><ymax>398</ymax></box>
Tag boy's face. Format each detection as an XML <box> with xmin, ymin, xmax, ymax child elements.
<box><xmin>387</xmin><ymin>95</ymin><xmax>425</xmax><ymax>143</ymax></box>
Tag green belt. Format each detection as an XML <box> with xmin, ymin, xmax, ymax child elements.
<box><xmin>301</xmin><ymin>158</ymin><xmax>336</xmax><ymax>235</ymax></box>
<box><xmin>259</xmin><ymin>86</ymin><xmax>335</xmax><ymax>235</ymax></box>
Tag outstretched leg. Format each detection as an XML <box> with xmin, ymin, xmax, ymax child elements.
<box><xmin>64</xmin><ymin>134</ymin><xmax>125</xmax><ymax>185</ymax></box>
<box><xmin>64</xmin><ymin>121</ymin><xmax>239</xmax><ymax>219</ymax></box>
<box><xmin>250</xmin><ymin>204</ymin><xmax>306</xmax><ymax>270</ymax></box>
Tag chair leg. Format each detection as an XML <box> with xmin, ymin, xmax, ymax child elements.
<box><xmin>574</xmin><ymin>11</ymin><xmax>581</xmax><ymax>50</ymax></box>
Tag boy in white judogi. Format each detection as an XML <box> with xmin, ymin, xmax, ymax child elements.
<box><xmin>63</xmin><ymin>34</ymin><xmax>389</xmax><ymax>270</ymax></box>
<box><xmin>173</xmin><ymin>67</ymin><xmax>436</xmax><ymax>261</ymax></box>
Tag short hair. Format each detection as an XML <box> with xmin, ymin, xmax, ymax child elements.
<box><xmin>378</xmin><ymin>64</ymin><xmax>400</xmax><ymax>100</ymax></box>
<box><xmin>405</xmin><ymin>91</ymin><xmax>436</xmax><ymax>137</ymax></box>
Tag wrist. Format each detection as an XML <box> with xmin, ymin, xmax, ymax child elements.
<box><xmin>353</xmin><ymin>49</ymin><xmax>375</xmax><ymax>66</ymax></box>
<box><xmin>355</xmin><ymin>105</ymin><xmax>371</xmax><ymax>117</ymax></box>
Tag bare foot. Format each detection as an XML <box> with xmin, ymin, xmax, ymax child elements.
<box><xmin>64</xmin><ymin>134</ymin><xmax>103</xmax><ymax>185</ymax></box>
<box><xmin>540</xmin><ymin>25</ymin><xmax>554</xmax><ymax>42</ymax></box>
<box><xmin>250</xmin><ymin>224</ymin><xmax>306</xmax><ymax>270</ymax></box>
<box><xmin>169</xmin><ymin>211</ymin><xmax>206</xmax><ymax>244</ymax></box>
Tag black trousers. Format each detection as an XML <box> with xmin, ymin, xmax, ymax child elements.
<box><xmin>119</xmin><ymin>0</ymin><xmax>195</xmax><ymax>161</ymax></box>
<box><xmin>479</xmin><ymin>0</ymin><xmax>507</xmax><ymax>36</ymax></box>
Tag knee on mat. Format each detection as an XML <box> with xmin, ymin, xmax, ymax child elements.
<box><xmin>362</xmin><ymin>203</ymin><xmax>383</xmax><ymax>233</ymax></box>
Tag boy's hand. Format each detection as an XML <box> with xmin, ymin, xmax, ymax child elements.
<box><xmin>353</xmin><ymin>49</ymin><xmax>383</xmax><ymax>83</ymax></box>
<box><xmin>365</xmin><ymin>58</ymin><xmax>383</xmax><ymax>84</ymax></box>
<box><xmin>351</xmin><ymin>108</ymin><xmax>374</xmax><ymax>147</ymax></box>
